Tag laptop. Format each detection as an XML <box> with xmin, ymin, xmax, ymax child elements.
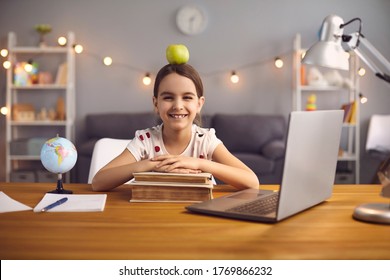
<box><xmin>186</xmin><ymin>110</ymin><xmax>344</xmax><ymax>223</ymax></box>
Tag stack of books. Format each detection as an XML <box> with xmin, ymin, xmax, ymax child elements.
<box><xmin>129</xmin><ymin>172</ymin><xmax>214</xmax><ymax>203</ymax></box>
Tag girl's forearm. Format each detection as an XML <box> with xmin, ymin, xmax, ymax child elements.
<box><xmin>199</xmin><ymin>160</ymin><xmax>259</xmax><ymax>190</ymax></box>
<box><xmin>92</xmin><ymin>160</ymin><xmax>157</xmax><ymax>191</ymax></box>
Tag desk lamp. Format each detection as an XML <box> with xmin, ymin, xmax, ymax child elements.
<box><xmin>302</xmin><ymin>14</ymin><xmax>390</xmax><ymax>224</ymax></box>
<box><xmin>302</xmin><ymin>14</ymin><xmax>390</xmax><ymax>83</ymax></box>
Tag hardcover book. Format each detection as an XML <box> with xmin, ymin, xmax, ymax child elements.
<box><xmin>130</xmin><ymin>172</ymin><xmax>214</xmax><ymax>203</ymax></box>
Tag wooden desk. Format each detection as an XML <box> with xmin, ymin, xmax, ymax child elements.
<box><xmin>0</xmin><ymin>183</ymin><xmax>389</xmax><ymax>260</ymax></box>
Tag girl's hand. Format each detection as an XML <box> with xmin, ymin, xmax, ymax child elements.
<box><xmin>151</xmin><ymin>155</ymin><xmax>202</xmax><ymax>174</ymax></box>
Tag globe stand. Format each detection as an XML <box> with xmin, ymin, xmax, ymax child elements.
<box><xmin>47</xmin><ymin>173</ymin><xmax>73</xmax><ymax>194</ymax></box>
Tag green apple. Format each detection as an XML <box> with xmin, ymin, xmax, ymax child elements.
<box><xmin>166</xmin><ymin>44</ymin><xmax>189</xmax><ymax>64</ymax></box>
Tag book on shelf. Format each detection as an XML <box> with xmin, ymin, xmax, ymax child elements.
<box><xmin>55</xmin><ymin>62</ymin><xmax>67</xmax><ymax>85</ymax></box>
<box><xmin>130</xmin><ymin>172</ymin><xmax>214</xmax><ymax>203</ymax></box>
<box><xmin>348</xmin><ymin>101</ymin><xmax>357</xmax><ymax>124</ymax></box>
<box><xmin>340</xmin><ymin>101</ymin><xmax>356</xmax><ymax>123</ymax></box>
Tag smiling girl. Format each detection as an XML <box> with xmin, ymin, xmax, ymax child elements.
<box><xmin>91</xmin><ymin>63</ymin><xmax>259</xmax><ymax>191</ymax></box>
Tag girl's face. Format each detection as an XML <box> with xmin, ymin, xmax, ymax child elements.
<box><xmin>153</xmin><ymin>73</ymin><xmax>204</xmax><ymax>132</ymax></box>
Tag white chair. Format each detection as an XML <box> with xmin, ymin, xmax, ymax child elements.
<box><xmin>365</xmin><ymin>115</ymin><xmax>390</xmax><ymax>183</ymax></box>
<box><xmin>88</xmin><ymin>138</ymin><xmax>131</xmax><ymax>183</ymax></box>
<box><xmin>366</xmin><ymin>114</ymin><xmax>390</xmax><ymax>156</ymax></box>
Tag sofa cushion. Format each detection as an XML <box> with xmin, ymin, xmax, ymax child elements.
<box><xmin>212</xmin><ymin>114</ymin><xmax>285</xmax><ymax>153</ymax></box>
<box><xmin>234</xmin><ymin>153</ymin><xmax>275</xmax><ymax>175</ymax></box>
<box><xmin>86</xmin><ymin>112</ymin><xmax>158</xmax><ymax>139</ymax></box>
<box><xmin>262</xmin><ymin>139</ymin><xmax>285</xmax><ymax>160</ymax></box>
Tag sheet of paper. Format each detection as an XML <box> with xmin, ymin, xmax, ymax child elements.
<box><xmin>0</xmin><ymin>191</ymin><xmax>33</xmax><ymax>213</ymax></box>
<box><xmin>33</xmin><ymin>193</ymin><xmax>107</xmax><ymax>212</ymax></box>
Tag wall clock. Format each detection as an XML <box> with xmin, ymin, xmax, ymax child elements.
<box><xmin>176</xmin><ymin>5</ymin><xmax>207</xmax><ymax>35</ymax></box>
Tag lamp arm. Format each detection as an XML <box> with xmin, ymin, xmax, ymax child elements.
<box><xmin>344</xmin><ymin>32</ymin><xmax>390</xmax><ymax>83</ymax></box>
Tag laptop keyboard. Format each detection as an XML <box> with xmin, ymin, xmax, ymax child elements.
<box><xmin>227</xmin><ymin>192</ymin><xmax>279</xmax><ymax>215</ymax></box>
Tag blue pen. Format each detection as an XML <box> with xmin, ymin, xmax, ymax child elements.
<box><xmin>41</xmin><ymin>197</ymin><xmax>68</xmax><ymax>212</ymax></box>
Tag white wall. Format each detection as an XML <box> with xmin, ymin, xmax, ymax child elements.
<box><xmin>0</xmin><ymin>0</ymin><xmax>389</xmax><ymax>183</ymax></box>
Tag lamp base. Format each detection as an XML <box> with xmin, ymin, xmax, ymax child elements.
<box><xmin>353</xmin><ymin>203</ymin><xmax>390</xmax><ymax>225</ymax></box>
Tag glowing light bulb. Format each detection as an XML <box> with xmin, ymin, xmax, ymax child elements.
<box><xmin>58</xmin><ymin>36</ymin><xmax>67</xmax><ymax>46</ymax></box>
<box><xmin>143</xmin><ymin>73</ymin><xmax>151</xmax><ymax>85</ymax></box>
<box><xmin>230</xmin><ymin>71</ymin><xmax>239</xmax><ymax>83</ymax></box>
<box><xmin>24</xmin><ymin>62</ymin><xmax>33</xmax><ymax>72</ymax></box>
<box><xmin>74</xmin><ymin>44</ymin><xmax>83</xmax><ymax>54</ymax></box>
<box><xmin>103</xmin><ymin>56</ymin><xmax>113</xmax><ymax>66</ymax></box>
<box><xmin>1</xmin><ymin>106</ymin><xmax>8</xmax><ymax>115</ymax></box>
<box><xmin>274</xmin><ymin>57</ymin><xmax>283</xmax><ymax>68</ymax></box>
<box><xmin>3</xmin><ymin>61</ymin><xmax>11</xmax><ymax>69</ymax></box>
<box><xmin>1</xmin><ymin>49</ymin><xmax>8</xmax><ymax>57</ymax></box>
<box><xmin>358</xmin><ymin>67</ymin><xmax>366</xmax><ymax>77</ymax></box>
<box><xmin>359</xmin><ymin>93</ymin><xmax>368</xmax><ymax>104</ymax></box>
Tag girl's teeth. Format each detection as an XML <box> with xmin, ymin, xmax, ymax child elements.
<box><xmin>171</xmin><ymin>114</ymin><xmax>186</xmax><ymax>118</ymax></box>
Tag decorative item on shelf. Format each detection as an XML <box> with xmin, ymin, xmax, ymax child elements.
<box><xmin>34</xmin><ymin>24</ymin><xmax>52</xmax><ymax>47</ymax></box>
<box><xmin>13</xmin><ymin>62</ymin><xmax>29</xmax><ymax>86</ymax></box>
<box><xmin>323</xmin><ymin>69</ymin><xmax>344</xmax><ymax>87</ymax></box>
<box><xmin>38</xmin><ymin>72</ymin><xmax>53</xmax><ymax>84</ymax></box>
<box><xmin>27</xmin><ymin>60</ymin><xmax>39</xmax><ymax>84</ymax></box>
<box><xmin>13</xmin><ymin>61</ymin><xmax>39</xmax><ymax>86</ymax></box>
<box><xmin>12</xmin><ymin>103</ymin><xmax>35</xmax><ymax>121</ymax></box>
<box><xmin>40</xmin><ymin>135</ymin><xmax>78</xmax><ymax>194</ymax></box>
<box><xmin>56</xmin><ymin>96</ymin><xmax>65</xmax><ymax>120</ymax></box>
<box><xmin>340</xmin><ymin>101</ymin><xmax>357</xmax><ymax>123</ymax></box>
<box><xmin>55</xmin><ymin>62</ymin><xmax>67</xmax><ymax>85</ymax></box>
<box><xmin>307</xmin><ymin>67</ymin><xmax>328</xmax><ymax>86</ymax></box>
<box><xmin>300</xmin><ymin>65</ymin><xmax>306</xmax><ymax>85</ymax></box>
<box><xmin>305</xmin><ymin>94</ymin><xmax>317</xmax><ymax>111</ymax></box>
<box><xmin>36</xmin><ymin>107</ymin><xmax>58</xmax><ymax>121</ymax></box>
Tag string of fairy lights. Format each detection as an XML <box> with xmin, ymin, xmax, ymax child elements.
<box><xmin>1</xmin><ymin>35</ymin><xmax>287</xmax><ymax>85</ymax></box>
<box><xmin>0</xmin><ymin>34</ymin><xmax>368</xmax><ymax>115</ymax></box>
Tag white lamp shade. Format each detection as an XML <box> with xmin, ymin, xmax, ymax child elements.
<box><xmin>302</xmin><ymin>15</ymin><xmax>349</xmax><ymax>71</ymax></box>
<box><xmin>303</xmin><ymin>41</ymin><xmax>349</xmax><ymax>70</ymax></box>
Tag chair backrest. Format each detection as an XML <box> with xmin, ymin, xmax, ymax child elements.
<box><xmin>366</xmin><ymin>115</ymin><xmax>390</xmax><ymax>155</ymax></box>
<box><xmin>88</xmin><ymin>138</ymin><xmax>131</xmax><ymax>183</ymax></box>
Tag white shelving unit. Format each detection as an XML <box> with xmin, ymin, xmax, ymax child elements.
<box><xmin>293</xmin><ymin>33</ymin><xmax>360</xmax><ymax>184</ymax></box>
<box><xmin>5</xmin><ymin>32</ymin><xmax>76</xmax><ymax>182</ymax></box>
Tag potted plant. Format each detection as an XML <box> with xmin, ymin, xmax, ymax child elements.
<box><xmin>34</xmin><ymin>24</ymin><xmax>52</xmax><ymax>47</ymax></box>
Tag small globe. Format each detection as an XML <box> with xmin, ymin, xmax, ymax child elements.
<box><xmin>40</xmin><ymin>136</ymin><xmax>78</xmax><ymax>174</ymax></box>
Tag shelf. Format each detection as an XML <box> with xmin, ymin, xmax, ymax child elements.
<box><xmin>9</xmin><ymin>46</ymin><xmax>68</xmax><ymax>54</ymax></box>
<box><xmin>342</xmin><ymin>123</ymin><xmax>357</xmax><ymax>128</ymax></box>
<box><xmin>338</xmin><ymin>154</ymin><xmax>357</xmax><ymax>161</ymax></box>
<box><xmin>300</xmin><ymin>85</ymin><xmax>349</xmax><ymax>91</ymax></box>
<box><xmin>10</xmin><ymin>120</ymin><xmax>67</xmax><ymax>126</ymax></box>
<box><xmin>10</xmin><ymin>155</ymin><xmax>41</xmax><ymax>161</ymax></box>
<box><xmin>10</xmin><ymin>84</ymin><xmax>67</xmax><ymax>90</ymax></box>
<box><xmin>5</xmin><ymin>31</ymin><xmax>76</xmax><ymax>183</ymax></box>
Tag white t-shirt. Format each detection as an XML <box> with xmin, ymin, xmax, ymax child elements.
<box><xmin>127</xmin><ymin>124</ymin><xmax>222</xmax><ymax>161</ymax></box>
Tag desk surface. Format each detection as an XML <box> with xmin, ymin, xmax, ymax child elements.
<box><xmin>1</xmin><ymin>182</ymin><xmax>389</xmax><ymax>260</ymax></box>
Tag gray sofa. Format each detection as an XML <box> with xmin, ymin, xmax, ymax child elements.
<box><xmin>76</xmin><ymin>112</ymin><xmax>287</xmax><ymax>184</ymax></box>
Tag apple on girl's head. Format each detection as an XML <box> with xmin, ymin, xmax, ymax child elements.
<box><xmin>166</xmin><ymin>44</ymin><xmax>189</xmax><ymax>65</ymax></box>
